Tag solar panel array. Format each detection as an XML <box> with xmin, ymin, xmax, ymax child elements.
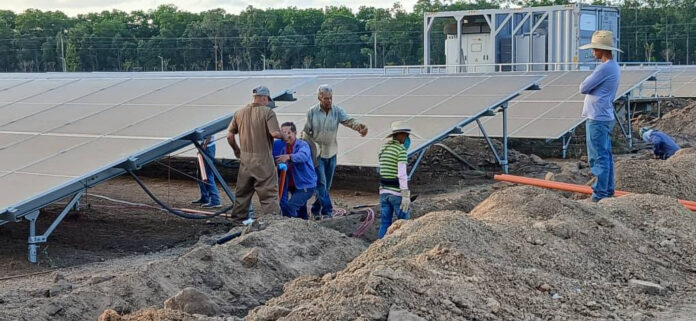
<box><xmin>460</xmin><ymin>70</ymin><xmax>658</xmax><ymax>139</ymax></box>
<box><xmin>0</xmin><ymin>75</ymin><xmax>314</xmax><ymax>214</ymax></box>
<box><xmin>183</xmin><ymin>74</ymin><xmax>544</xmax><ymax>166</ymax></box>
<box><xmin>669</xmin><ymin>66</ymin><xmax>696</xmax><ymax>97</ymax></box>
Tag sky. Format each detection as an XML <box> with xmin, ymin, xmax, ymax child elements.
<box><xmin>5</xmin><ymin>0</ymin><xmax>420</xmax><ymax>16</ymax></box>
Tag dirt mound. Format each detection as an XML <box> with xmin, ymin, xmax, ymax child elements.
<box><xmin>615</xmin><ymin>148</ymin><xmax>696</xmax><ymax>201</ymax></box>
<box><xmin>247</xmin><ymin>186</ymin><xmax>696</xmax><ymax>320</ymax></box>
<box><xmin>653</xmin><ymin>101</ymin><xmax>696</xmax><ymax>146</ymax></box>
<box><xmin>0</xmin><ymin>218</ymin><xmax>367</xmax><ymax>321</ymax></box>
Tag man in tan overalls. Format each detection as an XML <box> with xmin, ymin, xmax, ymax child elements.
<box><xmin>227</xmin><ymin>86</ymin><xmax>282</xmax><ymax>217</ymax></box>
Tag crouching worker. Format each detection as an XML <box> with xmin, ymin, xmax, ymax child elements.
<box><xmin>273</xmin><ymin>122</ymin><xmax>317</xmax><ymax>219</ymax></box>
<box><xmin>378</xmin><ymin>121</ymin><xmax>412</xmax><ymax>238</ymax></box>
<box><xmin>640</xmin><ymin>127</ymin><xmax>680</xmax><ymax>160</ymax></box>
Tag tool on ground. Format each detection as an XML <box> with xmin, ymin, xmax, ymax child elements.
<box><xmin>353</xmin><ymin>194</ymin><xmax>419</xmax><ymax>209</ymax></box>
<box><xmin>197</xmin><ymin>152</ymin><xmax>208</xmax><ymax>182</ymax></box>
<box><xmin>494</xmin><ymin>174</ymin><xmax>696</xmax><ymax>211</ymax></box>
<box><xmin>278</xmin><ymin>163</ymin><xmax>288</xmax><ymax>200</ymax></box>
<box><xmin>216</xmin><ymin>219</ymin><xmax>266</xmax><ymax>245</ymax></box>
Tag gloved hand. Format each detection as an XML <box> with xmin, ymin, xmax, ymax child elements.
<box><xmin>399</xmin><ymin>189</ymin><xmax>410</xmax><ymax>213</ymax></box>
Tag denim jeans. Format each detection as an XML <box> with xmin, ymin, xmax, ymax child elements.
<box><xmin>586</xmin><ymin>119</ymin><xmax>615</xmax><ymax>202</ymax></box>
<box><xmin>197</xmin><ymin>145</ymin><xmax>221</xmax><ymax>205</ymax></box>
<box><xmin>311</xmin><ymin>155</ymin><xmax>336</xmax><ymax>216</ymax></box>
<box><xmin>281</xmin><ymin>186</ymin><xmax>315</xmax><ymax>220</ymax></box>
<box><xmin>378</xmin><ymin>193</ymin><xmax>410</xmax><ymax>239</ymax></box>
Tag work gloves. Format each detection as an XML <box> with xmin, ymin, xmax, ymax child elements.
<box><xmin>400</xmin><ymin>189</ymin><xmax>410</xmax><ymax>213</ymax></box>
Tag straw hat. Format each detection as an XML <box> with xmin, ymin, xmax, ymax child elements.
<box><xmin>579</xmin><ymin>30</ymin><xmax>623</xmax><ymax>53</ymax></box>
<box><xmin>385</xmin><ymin>121</ymin><xmax>411</xmax><ymax>138</ymax></box>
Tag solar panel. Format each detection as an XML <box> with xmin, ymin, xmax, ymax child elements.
<box><xmin>0</xmin><ymin>75</ymin><xmax>314</xmax><ymax>223</ymax></box>
<box><xmin>460</xmin><ymin>70</ymin><xmax>658</xmax><ymax>139</ymax></box>
<box><xmin>0</xmin><ymin>71</ymin><xmax>542</xmax><ymax>262</ymax></box>
<box><xmin>182</xmin><ymin>74</ymin><xmax>544</xmax><ymax>166</ymax></box>
<box><xmin>669</xmin><ymin>67</ymin><xmax>696</xmax><ymax>97</ymax></box>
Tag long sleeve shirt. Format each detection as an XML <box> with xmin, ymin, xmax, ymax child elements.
<box><xmin>378</xmin><ymin>140</ymin><xmax>408</xmax><ymax>196</ymax></box>
<box><xmin>303</xmin><ymin>105</ymin><xmax>366</xmax><ymax>159</ymax></box>
<box><xmin>272</xmin><ymin>138</ymin><xmax>317</xmax><ymax>190</ymax></box>
<box><xmin>650</xmin><ymin>131</ymin><xmax>681</xmax><ymax>160</ymax></box>
<box><xmin>580</xmin><ymin>59</ymin><xmax>620</xmax><ymax>122</ymax></box>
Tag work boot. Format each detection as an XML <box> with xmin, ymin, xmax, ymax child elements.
<box><xmin>201</xmin><ymin>203</ymin><xmax>222</xmax><ymax>209</ymax></box>
<box><xmin>191</xmin><ymin>198</ymin><xmax>208</xmax><ymax>205</ymax></box>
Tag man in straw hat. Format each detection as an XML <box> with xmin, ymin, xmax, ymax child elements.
<box><xmin>377</xmin><ymin>121</ymin><xmax>412</xmax><ymax>238</ymax></box>
<box><xmin>227</xmin><ymin>86</ymin><xmax>283</xmax><ymax>218</ymax></box>
<box><xmin>578</xmin><ymin>30</ymin><xmax>622</xmax><ymax>202</ymax></box>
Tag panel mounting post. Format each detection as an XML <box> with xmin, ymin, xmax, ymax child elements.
<box><xmin>475</xmin><ymin>102</ymin><xmax>510</xmax><ymax>173</ymax></box>
<box><xmin>26</xmin><ymin>191</ymin><xmax>84</xmax><ymax>263</ymax></box>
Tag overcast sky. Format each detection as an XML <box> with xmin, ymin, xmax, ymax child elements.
<box><xmin>6</xmin><ymin>0</ymin><xmax>419</xmax><ymax>16</ymax></box>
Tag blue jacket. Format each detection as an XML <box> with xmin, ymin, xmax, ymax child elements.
<box><xmin>273</xmin><ymin>139</ymin><xmax>317</xmax><ymax>190</ymax></box>
<box><xmin>650</xmin><ymin>131</ymin><xmax>680</xmax><ymax>160</ymax></box>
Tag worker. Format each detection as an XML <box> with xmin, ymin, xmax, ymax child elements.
<box><xmin>273</xmin><ymin>122</ymin><xmax>317</xmax><ymax>219</ymax></box>
<box><xmin>302</xmin><ymin>84</ymin><xmax>368</xmax><ymax>219</ymax></box>
<box><xmin>191</xmin><ymin>134</ymin><xmax>221</xmax><ymax>208</ymax></box>
<box><xmin>377</xmin><ymin>121</ymin><xmax>411</xmax><ymax>238</ymax></box>
<box><xmin>640</xmin><ymin>127</ymin><xmax>680</xmax><ymax>160</ymax></box>
<box><xmin>227</xmin><ymin>86</ymin><xmax>282</xmax><ymax>218</ymax></box>
<box><xmin>578</xmin><ymin>30</ymin><xmax>622</xmax><ymax>202</ymax></box>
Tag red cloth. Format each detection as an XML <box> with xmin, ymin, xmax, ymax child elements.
<box><xmin>285</xmin><ymin>144</ymin><xmax>294</xmax><ymax>188</ymax></box>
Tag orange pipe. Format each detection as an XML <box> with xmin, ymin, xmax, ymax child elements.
<box><xmin>494</xmin><ymin>174</ymin><xmax>696</xmax><ymax>212</ymax></box>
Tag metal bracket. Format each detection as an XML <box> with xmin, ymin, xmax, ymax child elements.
<box><xmin>561</xmin><ymin>129</ymin><xmax>575</xmax><ymax>159</ymax></box>
<box><xmin>192</xmin><ymin>140</ymin><xmax>236</xmax><ymax>204</ymax></box>
<box><xmin>613</xmin><ymin>94</ymin><xmax>633</xmax><ymax>150</ymax></box>
<box><xmin>273</xmin><ymin>90</ymin><xmax>296</xmax><ymax>102</ymax></box>
<box><xmin>0</xmin><ymin>207</ymin><xmax>19</xmax><ymax>222</ymax></box>
<box><xmin>408</xmin><ymin>148</ymin><xmax>428</xmax><ymax>180</ymax></box>
<box><xmin>118</xmin><ymin>156</ymin><xmax>141</xmax><ymax>171</ymax></box>
<box><xmin>475</xmin><ymin>102</ymin><xmax>509</xmax><ymax>173</ymax></box>
<box><xmin>26</xmin><ymin>191</ymin><xmax>84</xmax><ymax>263</ymax></box>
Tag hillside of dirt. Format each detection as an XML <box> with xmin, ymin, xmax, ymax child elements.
<box><xmin>634</xmin><ymin>99</ymin><xmax>696</xmax><ymax>147</ymax></box>
<box><xmin>615</xmin><ymin>148</ymin><xmax>696</xmax><ymax>201</ymax></box>
<box><xmin>652</xmin><ymin>101</ymin><xmax>696</xmax><ymax>146</ymax></box>
<box><xmin>247</xmin><ymin>186</ymin><xmax>696</xmax><ymax>321</ymax></box>
<box><xmin>0</xmin><ymin>218</ymin><xmax>367</xmax><ymax>321</ymax></box>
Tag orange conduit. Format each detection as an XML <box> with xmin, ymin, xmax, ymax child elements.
<box><xmin>494</xmin><ymin>174</ymin><xmax>696</xmax><ymax>212</ymax></box>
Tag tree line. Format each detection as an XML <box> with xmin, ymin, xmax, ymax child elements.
<box><xmin>0</xmin><ymin>0</ymin><xmax>694</xmax><ymax>72</ymax></box>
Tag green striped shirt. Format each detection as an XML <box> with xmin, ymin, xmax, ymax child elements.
<box><xmin>378</xmin><ymin>140</ymin><xmax>407</xmax><ymax>192</ymax></box>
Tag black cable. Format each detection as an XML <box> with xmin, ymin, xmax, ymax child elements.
<box><xmin>127</xmin><ymin>169</ymin><xmax>233</xmax><ymax>220</ymax></box>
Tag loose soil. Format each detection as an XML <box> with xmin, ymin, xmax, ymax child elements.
<box><xmin>615</xmin><ymin>148</ymin><xmax>696</xmax><ymax>201</ymax></box>
<box><xmin>247</xmin><ymin>186</ymin><xmax>696</xmax><ymax>321</ymax></box>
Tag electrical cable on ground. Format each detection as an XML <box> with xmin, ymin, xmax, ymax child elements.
<box><xmin>353</xmin><ymin>208</ymin><xmax>375</xmax><ymax>238</ymax></box>
<box><xmin>127</xmin><ymin>169</ymin><xmax>233</xmax><ymax>219</ymax></box>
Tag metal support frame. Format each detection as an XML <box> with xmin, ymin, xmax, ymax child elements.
<box><xmin>475</xmin><ymin>102</ymin><xmax>509</xmax><ymax>173</ymax></box>
<box><xmin>613</xmin><ymin>93</ymin><xmax>633</xmax><ymax>150</ymax></box>
<box><xmin>561</xmin><ymin>129</ymin><xmax>575</xmax><ymax>159</ymax></box>
<box><xmin>25</xmin><ymin>191</ymin><xmax>84</xmax><ymax>263</ymax></box>
<box><xmin>408</xmin><ymin>148</ymin><xmax>428</xmax><ymax>180</ymax></box>
<box><xmin>192</xmin><ymin>138</ymin><xmax>256</xmax><ymax>218</ymax></box>
<box><xmin>192</xmin><ymin>139</ymin><xmax>235</xmax><ymax>204</ymax></box>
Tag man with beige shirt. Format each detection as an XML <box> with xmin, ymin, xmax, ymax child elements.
<box><xmin>227</xmin><ymin>86</ymin><xmax>282</xmax><ymax>217</ymax></box>
<box><xmin>302</xmin><ymin>84</ymin><xmax>368</xmax><ymax>219</ymax></box>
